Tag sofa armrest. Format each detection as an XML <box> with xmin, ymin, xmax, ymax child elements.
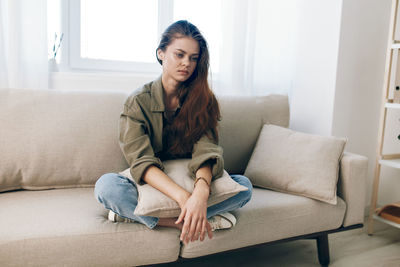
<box><xmin>337</xmin><ymin>152</ymin><xmax>368</xmax><ymax>227</ymax></box>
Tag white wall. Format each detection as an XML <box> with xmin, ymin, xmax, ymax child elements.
<box><xmin>290</xmin><ymin>0</ymin><xmax>343</xmax><ymax>136</ymax></box>
<box><xmin>332</xmin><ymin>0</ymin><xmax>400</xmax><ymax>206</ymax></box>
<box><xmin>290</xmin><ymin>0</ymin><xmax>399</xmax><ymax>208</ymax></box>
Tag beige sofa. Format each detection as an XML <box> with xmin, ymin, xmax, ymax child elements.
<box><xmin>0</xmin><ymin>88</ymin><xmax>367</xmax><ymax>266</ymax></box>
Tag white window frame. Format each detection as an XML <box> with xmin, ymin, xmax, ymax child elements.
<box><xmin>68</xmin><ymin>0</ymin><xmax>173</xmax><ymax>73</ymax></box>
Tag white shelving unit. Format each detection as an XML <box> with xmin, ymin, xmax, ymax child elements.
<box><xmin>373</xmin><ymin>214</ymin><xmax>400</xmax><ymax>229</ymax></box>
<box><xmin>385</xmin><ymin>103</ymin><xmax>400</xmax><ymax>109</ymax></box>
<box><xmin>368</xmin><ymin>0</ymin><xmax>400</xmax><ymax>234</ymax></box>
<box><xmin>379</xmin><ymin>159</ymin><xmax>400</xmax><ymax>168</ymax></box>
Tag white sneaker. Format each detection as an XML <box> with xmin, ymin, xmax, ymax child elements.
<box><xmin>208</xmin><ymin>212</ymin><xmax>237</xmax><ymax>231</ymax></box>
<box><xmin>108</xmin><ymin>210</ymin><xmax>134</xmax><ymax>223</ymax></box>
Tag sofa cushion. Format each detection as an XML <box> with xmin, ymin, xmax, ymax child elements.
<box><xmin>244</xmin><ymin>124</ymin><xmax>346</xmax><ymax>204</ymax></box>
<box><xmin>180</xmin><ymin>187</ymin><xmax>346</xmax><ymax>258</ymax></box>
<box><xmin>119</xmin><ymin>159</ymin><xmax>248</xmax><ymax>218</ymax></box>
<box><xmin>0</xmin><ymin>188</ymin><xmax>180</xmax><ymax>266</ymax></box>
<box><xmin>0</xmin><ymin>89</ymin><xmax>129</xmax><ymax>193</ymax></box>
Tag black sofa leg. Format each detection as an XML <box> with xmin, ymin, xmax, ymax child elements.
<box><xmin>316</xmin><ymin>233</ymin><xmax>330</xmax><ymax>266</ymax></box>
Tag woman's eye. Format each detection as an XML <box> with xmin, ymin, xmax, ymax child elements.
<box><xmin>191</xmin><ymin>57</ymin><xmax>198</xmax><ymax>62</ymax></box>
<box><xmin>176</xmin><ymin>53</ymin><xmax>184</xmax><ymax>58</ymax></box>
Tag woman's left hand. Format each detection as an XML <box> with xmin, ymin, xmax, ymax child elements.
<box><xmin>175</xmin><ymin>185</ymin><xmax>212</xmax><ymax>244</ymax></box>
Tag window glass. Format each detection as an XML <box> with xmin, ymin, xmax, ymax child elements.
<box><xmin>173</xmin><ymin>0</ymin><xmax>222</xmax><ymax>72</ymax></box>
<box><xmin>47</xmin><ymin>0</ymin><xmax>61</xmax><ymax>59</ymax></box>
<box><xmin>80</xmin><ymin>0</ymin><xmax>158</xmax><ymax>63</ymax></box>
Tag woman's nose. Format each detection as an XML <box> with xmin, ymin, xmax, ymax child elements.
<box><xmin>182</xmin><ymin>56</ymin><xmax>190</xmax><ymax>66</ymax></box>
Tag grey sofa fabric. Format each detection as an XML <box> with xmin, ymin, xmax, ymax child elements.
<box><xmin>338</xmin><ymin>152</ymin><xmax>368</xmax><ymax>227</ymax></box>
<box><xmin>0</xmin><ymin>89</ymin><xmax>129</xmax><ymax>192</ymax></box>
<box><xmin>181</xmin><ymin>188</ymin><xmax>346</xmax><ymax>258</ymax></box>
<box><xmin>0</xmin><ymin>88</ymin><xmax>367</xmax><ymax>266</ymax></box>
<box><xmin>0</xmin><ymin>188</ymin><xmax>181</xmax><ymax>267</ymax></box>
<box><xmin>0</xmin><ymin>187</ymin><xmax>347</xmax><ymax>265</ymax></box>
<box><xmin>219</xmin><ymin>95</ymin><xmax>289</xmax><ymax>174</ymax></box>
<box><xmin>0</xmin><ymin>89</ymin><xmax>288</xmax><ymax>192</ymax></box>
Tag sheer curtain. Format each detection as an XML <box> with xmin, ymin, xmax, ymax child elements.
<box><xmin>0</xmin><ymin>0</ymin><xmax>48</xmax><ymax>89</ymax></box>
<box><xmin>213</xmin><ymin>0</ymin><xmax>297</xmax><ymax>96</ymax></box>
<box><xmin>0</xmin><ymin>0</ymin><xmax>7</xmax><ymax>88</ymax></box>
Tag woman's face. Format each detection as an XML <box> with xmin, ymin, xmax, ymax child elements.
<box><xmin>157</xmin><ymin>37</ymin><xmax>200</xmax><ymax>84</ymax></box>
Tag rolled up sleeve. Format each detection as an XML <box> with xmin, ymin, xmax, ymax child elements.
<box><xmin>119</xmin><ymin>103</ymin><xmax>163</xmax><ymax>184</ymax></box>
<box><xmin>188</xmin><ymin>133</ymin><xmax>224</xmax><ymax>180</ymax></box>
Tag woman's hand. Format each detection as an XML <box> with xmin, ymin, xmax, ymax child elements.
<box><xmin>175</xmin><ymin>182</ymin><xmax>213</xmax><ymax>244</ymax></box>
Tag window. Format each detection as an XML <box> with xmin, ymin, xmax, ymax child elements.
<box><xmin>48</xmin><ymin>1</ymin><xmax>297</xmax><ymax>97</ymax></box>
<box><xmin>81</xmin><ymin>0</ymin><xmax>158</xmax><ymax>63</ymax></box>
<box><xmin>173</xmin><ymin>0</ymin><xmax>222</xmax><ymax>72</ymax></box>
<box><xmin>66</xmin><ymin>0</ymin><xmax>222</xmax><ymax>73</ymax></box>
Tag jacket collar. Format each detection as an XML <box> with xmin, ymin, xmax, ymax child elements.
<box><xmin>150</xmin><ymin>76</ymin><xmax>165</xmax><ymax>112</ymax></box>
<box><xmin>150</xmin><ymin>75</ymin><xmax>181</xmax><ymax>112</ymax></box>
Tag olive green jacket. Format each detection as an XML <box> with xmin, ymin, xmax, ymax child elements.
<box><xmin>119</xmin><ymin>77</ymin><xmax>224</xmax><ymax>184</ymax></box>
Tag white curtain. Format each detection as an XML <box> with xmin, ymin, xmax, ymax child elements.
<box><xmin>213</xmin><ymin>0</ymin><xmax>297</xmax><ymax>96</ymax></box>
<box><xmin>0</xmin><ymin>0</ymin><xmax>48</xmax><ymax>89</ymax></box>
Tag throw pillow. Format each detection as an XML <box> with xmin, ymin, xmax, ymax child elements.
<box><xmin>119</xmin><ymin>159</ymin><xmax>248</xmax><ymax>218</ymax></box>
<box><xmin>244</xmin><ymin>124</ymin><xmax>346</xmax><ymax>205</ymax></box>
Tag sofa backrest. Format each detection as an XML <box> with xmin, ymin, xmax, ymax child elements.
<box><xmin>0</xmin><ymin>89</ymin><xmax>128</xmax><ymax>192</ymax></box>
<box><xmin>0</xmin><ymin>89</ymin><xmax>289</xmax><ymax>192</ymax></box>
<box><xmin>218</xmin><ymin>95</ymin><xmax>289</xmax><ymax>174</ymax></box>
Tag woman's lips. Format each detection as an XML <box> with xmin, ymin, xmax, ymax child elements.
<box><xmin>178</xmin><ymin>70</ymin><xmax>189</xmax><ymax>75</ymax></box>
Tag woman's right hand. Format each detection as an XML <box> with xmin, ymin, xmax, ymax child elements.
<box><xmin>176</xmin><ymin>184</ymin><xmax>213</xmax><ymax>244</ymax></box>
<box><xmin>142</xmin><ymin>165</ymin><xmax>213</xmax><ymax>243</ymax></box>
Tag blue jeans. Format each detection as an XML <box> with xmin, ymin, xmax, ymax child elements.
<box><xmin>94</xmin><ymin>173</ymin><xmax>253</xmax><ymax>229</ymax></box>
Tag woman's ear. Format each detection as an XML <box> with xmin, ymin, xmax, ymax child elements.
<box><xmin>157</xmin><ymin>49</ymin><xmax>164</xmax><ymax>61</ymax></box>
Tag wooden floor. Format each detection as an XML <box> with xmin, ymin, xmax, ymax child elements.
<box><xmin>156</xmin><ymin>219</ymin><xmax>400</xmax><ymax>267</ymax></box>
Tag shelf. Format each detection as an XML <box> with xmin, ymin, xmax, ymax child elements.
<box><xmin>392</xmin><ymin>41</ymin><xmax>400</xmax><ymax>49</ymax></box>
<box><xmin>382</xmin><ymin>153</ymin><xmax>400</xmax><ymax>160</ymax></box>
<box><xmin>385</xmin><ymin>102</ymin><xmax>400</xmax><ymax>109</ymax></box>
<box><xmin>379</xmin><ymin>158</ymin><xmax>400</xmax><ymax>168</ymax></box>
<box><xmin>369</xmin><ymin>0</ymin><xmax>400</xmax><ymax>235</ymax></box>
<box><xmin>373</xmin><ymin>214</ymin><xmax>400</xmax><ymax>229</ymax></box>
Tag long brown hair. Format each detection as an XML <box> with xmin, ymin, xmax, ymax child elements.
<box><xmin>156</xmin><ymin>20</ymin><xmax>221</xmax><ymax>155</ymax></box>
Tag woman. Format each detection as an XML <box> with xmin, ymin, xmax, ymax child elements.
<box><xmin>94</xmin><ymin>20</ymin><xmax>252</xmax><ymax>245</ymax></box>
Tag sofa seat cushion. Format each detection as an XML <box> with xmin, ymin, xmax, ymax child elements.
<box><xmin>0</xmin><ymin>188</ymin><xmax>180</xmax><ymax>267</ymax></box>
<box><xmin>181</xmin><ymin>187</ymin><xmax>346</xmax><ymax>258</ymax></box>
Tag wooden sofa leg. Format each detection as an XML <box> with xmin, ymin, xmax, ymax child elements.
<box><xmin>316</xmin><ymin>233</ymin><xmax>330</xmax><ymax>266</ymax></box>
